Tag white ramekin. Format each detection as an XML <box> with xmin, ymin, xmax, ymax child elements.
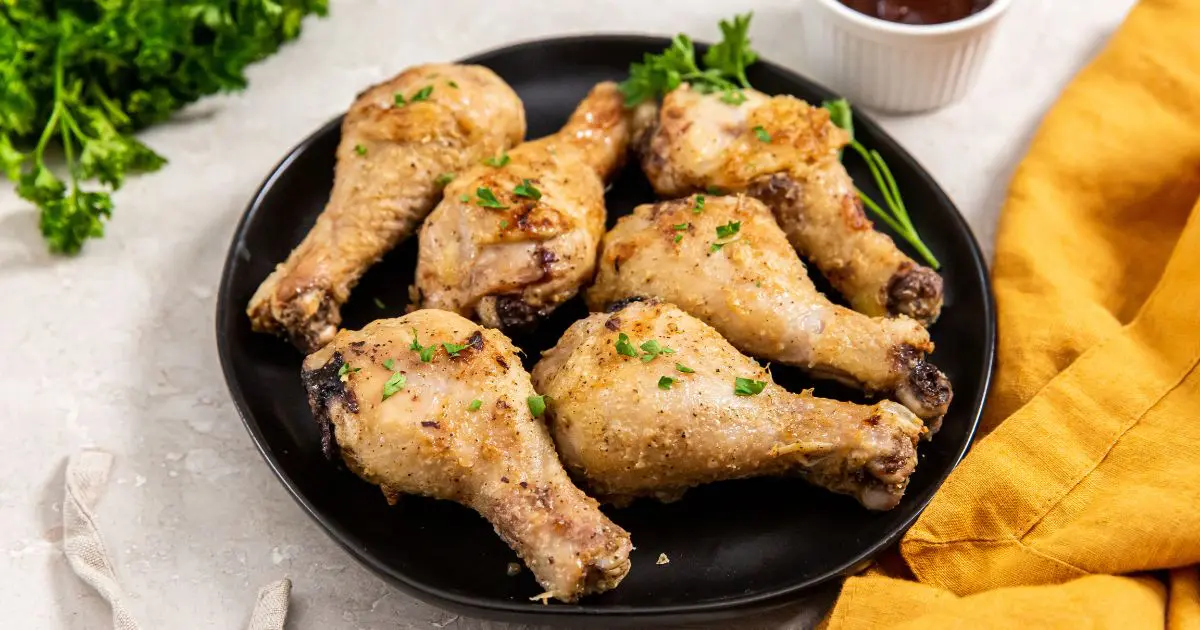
<box><xmin>799</xmin><ymin>0</ymin><xmax>1012</xmax><ymax>113</ymax></box>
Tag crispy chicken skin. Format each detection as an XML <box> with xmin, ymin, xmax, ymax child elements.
<box><xmin>248</xmin><ymin>64</ymin><xmax>526</xmax><ymax>352</ymax></box>
<box><xmin>531</xmin><ymin>300</ymin><xmax>925</xmax><ymax>510</ymax></box>
<box><xmin>636</xmin><ymin>85</ymin><xmax>944</xmax><ymax>324</ymax></box>
<box><xmin>415</xmin><ymin>83</ymin><xmax>630</xmax><ymax>332</ymax></box>
<box><xmin>301</xmin><ymin>310</ymin><xmax>632</xmax><ymax>602</ymax></box>
<box><xmin>586</xmin><ymin>195</ymin><xmax>952</xmax><ymax>425</ymax></box>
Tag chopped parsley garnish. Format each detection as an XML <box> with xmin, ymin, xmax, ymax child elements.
<box><xmin>434</xmin><ymin>172</ymin><xmax>455</xmax><ymax>187</ymax></box>
<box><xmin>673</xmin><ymin>222</ymin><xmax>689</xmax><ymax>231</ymax></box>
<box><xmin>468</xmin><ymin>399</ymin><xmax>482</xmax><ymax>411</ymax></box>
<box><xmin>383</xmin><ymin>358</ymin><xmax>395</xmax><ymax>370</ymax></box>
<box><xmin>410</xmin><ymin>85</ymin><xmax>433</xmax><ymax>102</ymax></box>
<box><xmin>676</xmin><ymin>363</ymin><xmax>695</xmax><ymax>373</ymax></box>
<box><xmin>410</xmin><ymin>329</ymin><xmax>437</xmax><ymax>362</ymax></box>
<box><xmin>720</xmin><ymin>89</ymin><xmax>748</xmax><ymax>105</ymax></box>
<box><xmin>442</xmin><ymin>341</ymin><xmax>469</xmax><ymax>357</ymax></box>
<box><xmin>615</xmin><ymin>332</ymin><xmax>639</xmax><ymax>357</ymax></box>
<box><xmin>337</xmin><ymin>363</ymin><xmax>361</xmax><ymax>378</ymax></box>
<box><xmin>639</xmin><ymin>339</ymin><xmax>676</xmax><ymax>362</ymax></box>
<box><xmin>734</xmin><ymin>376</ymin><xmax>767</xmax><ymax>396</ymax></box>
<box><xmin>354</xmin><ymin>144</ymin><xmax>367</xmax><ymax>156</ymax></box>
<box><xmin>484</xmin><ymin>152</ymin><xmax>511</xmax><ymax>167</ymax></box>
<box><xmin>527</xmin><ymin>395</ymin><xmax>547</xmax><ymax>417</ymax></box>
<box><xmin>711</xmin><ymin>220</ymin><xmax>742</xmax><ymax>252</ymax></box>
<box><xmin>499</xmin><ymin>220</ymin><xmax>509</xmax><ymax>229</ymax></box>
<box><xmin>658</xmin><ymin>376</ymin><xmax>676</xmax><ymax>390</ymax></box>
<box><xmin>693</xmin><ymin>194</ymin><xmax>706</xmax><ymax>213</ymax></box>
<box><xmin>382</xmin><ymin>372</ymin><xmax>406</xmax><ymax>400</ymax></box>
<box><xmin>475</xmin><ymin>187</ymin><xmax>508</xmax><ymax>209</ymax></box>
<box><xmin>513</xmin><ymin>179</ymin><xmax>542</xmax><ymax>200</ymax></box>
<box><xmin>459</xmin><ymin>194</ymin><xmax>470</xmax><ymax>202</ymax></box>
<box><xmin>674</xmin><ymin>234</ymin><xmax>683</xmax><ymax>243</ymax></box>
<box><xmin>447</xmin><ymin>80</ymin><xmax>459</xmax><ymax>88</ymax></box>
<box><xmin>753</xmin><ymin>126</ymin><xmax>771</xmax><ymax>142</ymax></box>
<box><xmin>394</xmin><ymin>93</ymin><xmax>406</xmax><ymax>106</ymax></box>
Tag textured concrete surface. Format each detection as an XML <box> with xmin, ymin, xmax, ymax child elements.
<box><xmin>0</xmin><ymin>1</ymin><xmax>1136</xmax><ymax>628</ymax></box>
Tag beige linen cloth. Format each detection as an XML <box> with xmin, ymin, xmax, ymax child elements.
<box><xmin>63</xmin><ymin>450</ymin><xmax>290</xmax><ymax>630</ymax></box>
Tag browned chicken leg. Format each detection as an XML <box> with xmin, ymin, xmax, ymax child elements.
<box><xmin>637</xmin><ymin>85</ymin><xmax>944</xmax><ymax>324</ymax></box>
<box><xmin>531</xmin><ymin>299</ymin><xmax>925</xmax><ymax>510</ymax></box>
<box><xmin>415</xmin><ymin>82</ymin><xmax>630</xmax><ymax>332</ymax></box>
<box><xmin>586</xmin><ymin>195</ymin><xmax>952</xmax><ymax>425</ymax></box>
<box><xmin>249</xmin><ymin>64</ymin><xmax>526</xmax><ymax>351</ymax></box>
<box><xmin>301</xmin><ymin>310</ymin><xmax>631</xmax><ymax>601</ymax></box>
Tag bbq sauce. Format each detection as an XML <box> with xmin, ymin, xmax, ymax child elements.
<box><xmin>839</xmin><ymin>0</ymin><xmax>993</xmax><ymax>25</ymax></box>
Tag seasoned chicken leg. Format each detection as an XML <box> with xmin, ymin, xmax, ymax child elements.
<box><xmin>586</xmin><ymin>195</ymin><xmax>952</xmax><ymax>424</ymax></box>
<box><xmin>637</xmin><ymin>85</ymin><xmax>944</xmax><ymax>324</ymax></box>
<box><xmin>531</xmin><ymin>300</ymin><xmax>925</xmax><ymax>510</ymax></box>
<box><xmin>415</xmin><ymin>83</ymin><xmax>630</xmax><ymax>332</ymax></box>
<box><xmin>249</xmin><ymin>65</ymin><xmax>525</xmax><ymax>351</ymax></box>
<box><xmin>301</xmin><ymin>310</ymin><xmax>631</xmax><ymax>601</ymax></box>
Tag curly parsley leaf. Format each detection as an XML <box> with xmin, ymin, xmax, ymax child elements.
<box><xmin>703</xmin><ymin>13</ymin><xmax>757</xmax><ymax>89</ymax></box>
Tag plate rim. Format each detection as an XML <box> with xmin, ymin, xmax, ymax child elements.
<box><xmin>215</xmin><ymin>33</ymin><xmax>996</xmax><ymax>621</ymax></box>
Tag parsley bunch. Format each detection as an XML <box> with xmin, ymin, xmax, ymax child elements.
<box><xmin>0</xmin><ymin>0</ymin><xmax>328</xmax><ymax>254</ymax></box>
<box><xmin>619</xmin><ymin>13</ymin><xmax>757</xmax><ymax>107</ymax></box>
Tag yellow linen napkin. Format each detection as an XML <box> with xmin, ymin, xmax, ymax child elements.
<box><xmin>827</xmin><ymin>0</ymin><xmax>1200</xmax><ymax>626</ymax></box>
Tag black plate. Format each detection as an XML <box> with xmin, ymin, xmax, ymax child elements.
<box><xmin>216</xmin><ymin>35</ymin><xmax>995</xmax><ymax>625</ymax></box>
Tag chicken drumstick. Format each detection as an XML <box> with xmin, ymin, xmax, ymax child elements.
<box><xmin>249</xmin><ymin>64</ymin><xmax>525</xmax><ymax>351</ymax></box>
<box><xmin>301</xmin><ymin>310</ymin><xmax>632</xmax><ymax>602</ymax></box>
<box><xmin>531</xmin><ymin>299</ymin><xmax>925</xmax><ymax>510</ymax></box>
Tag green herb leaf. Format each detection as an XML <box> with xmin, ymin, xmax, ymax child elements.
<box><xmin>394</xmin><ymin>93</ymin><xmax>407</xmax><ymax>106</ymax></box>
<box><xmin>442</xmin><ymin>341</ymin><xmax>469</xmax><ymax>357</ymax></box>
<box><xmin>720</xmin><ymin>89</ymin><xmax>748</xmax><ymax>105</ymax></box>
<box><xmin>484</xmin><ymin>152</ymin><xmax>511</xmax><ymax>167</ymax></box>
<box><xmin>639</xmin><ymin>339</ymin><xmax>676</xmax><ymax>362</ymax></box>
<box><xmin>410</xmin><ymin>329</ymin><xmax>437</xmax><ymax>362</ymax></box>
<box><xmin>615</xmin><ymin>332</ymin><xmax>639</xmax><ymax>357</ymax></box>
<box><xmin>822</xmin><ymin>98</ymin><xmax>854</xmax><ymax>141</ymax></box>
<box><xmin>410</xmin><ymin>85</ymin><xmax>433</xmax><ymax>102</ymax></box>
<box><xmin>338</xmin><ymin>363</ymin><xmax>361</xmax><ymax>378</ymax></box>
<box><xmin>468</xmin><ymin>399</ymin><xmax>482</xmax><ymax>411</ymax></box>
<box><xmin>448</xmin><ymin>80</ymin><xmax>459</xmax><ymax>89</ymax></box>
<box><xmin>674</xmin><ymin>234</ymin><xmax>683</xmax><ymax>243</ymax></box>
<box><xmin>527</xmin><ymin>395</ymin><xmax>547</xmax><ymax>417</ymax></box>
<box><xmin>355</xmin><ymin>143</ymin><xmax>368</xmax><ymax>156</ymax></box>
<box><xmin>513</xmin><ymin>179</ymin><xmax>542</xmax><ymax>200</ymax></box>
<box><xmin>673</xmin><ymin>222</ymin><xmax>689</xmax><ymax>231</ymax></box>
<box><xmin>676</xmin><ymin>363</ymin><xmax>695</xmax><ymax>373</ymax></box>
<box><xmin>459</xmin><ymin>194</ymin><xmax>470</xmax><ymax>202</ymax></box>
<box><xmin>716</xmin><ymin>220</ymin><xmax>741</xmax><ymax>239</ymax></box>
<box><xmin>382</xmin><ymin>372</ymin><xmax>407</xmax><ymax>400</ymax></box>
<box><xmin>499</xmin><ymin>220</ymin><xmax>509</xmax><ymax>229</ymax></box>
<box><xmin>434</xmin><ymin>172</ymin><xmax>455</xmax><ymax>187</ymax></box>
<box><xmin>383</xmin><ymin>358</ymin><xmax>395</xmax><ymax>370</ymax></box>
<box><xmin>475</xmin><ymin>187</ymin><xmax>508</xmax><ymax>209</ymax></box>
<box><xmin>618</xmin><ymin>14</ymin><xmax>759</xmax><ymax>106</ymax></box>
<box><xmin>734</xmin><ymin>376</ymin><xmax>767</xmax><ymax>396</ymax></box>
<box><xmin>693</xmin><ymin>194</ymin><xmax>706</xmax><ymax>213</ymax></box>
<box><xmin>703</xmin><ymin>13</ymin><xmax>758</xmax><ymax>89</ymax></box>
<box><xmin>753</xmin><ymin>126</ymin><xmax>771</xmax><ymax>142</ymax></box>
<box><xmin>658</xmin><ymin>376</ymin><xmax>676</xmax><ymax>390</ymax></box>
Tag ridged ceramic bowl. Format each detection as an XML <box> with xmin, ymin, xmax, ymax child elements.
<box><xmin>800</xmin><ymin>0</ymin><xmax>1012</xmax><ymax>113</ymax></box>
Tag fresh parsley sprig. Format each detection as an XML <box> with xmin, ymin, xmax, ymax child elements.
<box><xmin>822</xmin><ymin>99</ymin><xmax>940</xmax><ymax>269</ymax></box>
<box><xmin>1</xmin><ymin>1</ymin><xmax>328</xmax><ymax>254</ymax></box>
<box><xmin>619</xmin><ymin>13</ymin><xmax>758</xmax><ymax>107</ymax></box>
